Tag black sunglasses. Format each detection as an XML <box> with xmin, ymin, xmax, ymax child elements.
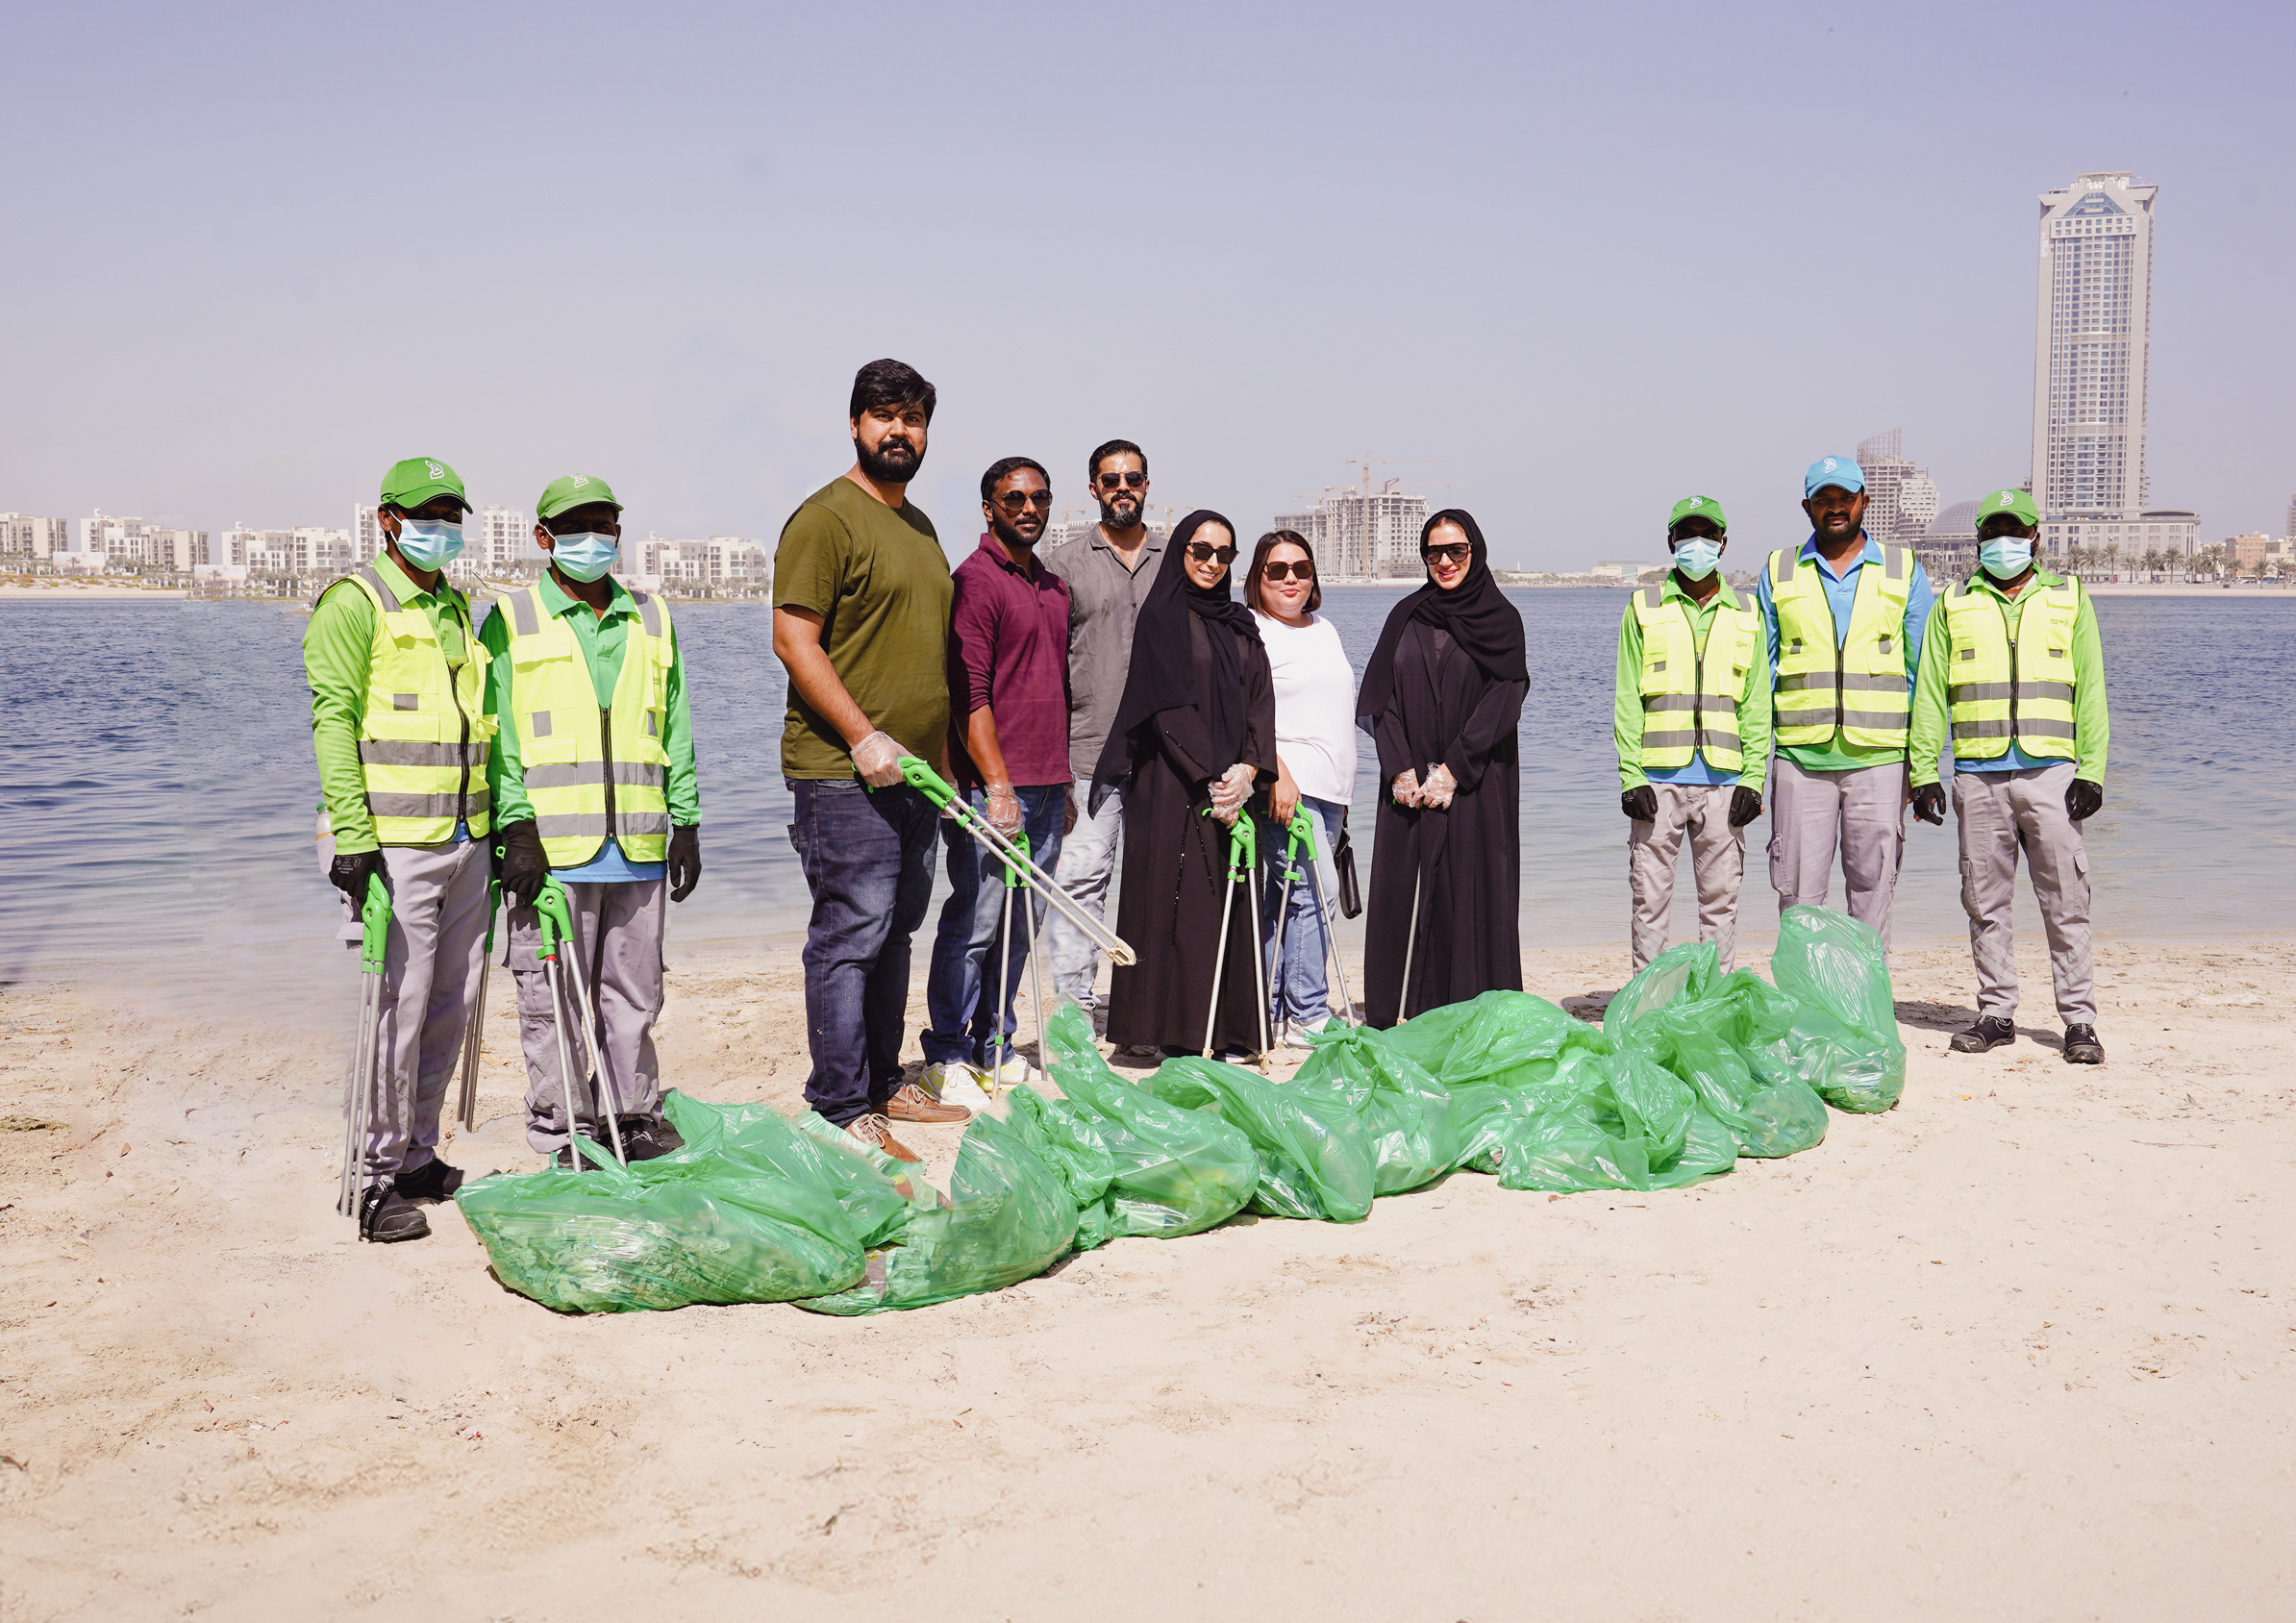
<box><xmin>1097</xmin><ymin>470</ymin><xmax>1148</xmax><ymax>490</ymax></box>
<box><xmin>993</xmin><ymin>490</ymin><xmax>1054</xmax><ymax>512</ymax></box>
<box><xmin>1260</xmin><ymin>560</ymin><xmax>1314</xmax><ymax>582</ymax></box>
<box><xmin>1422</xmin><ymin>543</ymin><xmax>1472</xmax><ymax>565</ymax></box>
<box><xmin>1185</xmin><ymin>541</ymin><xmax>1238</xmax><ymax>564</ymax></box>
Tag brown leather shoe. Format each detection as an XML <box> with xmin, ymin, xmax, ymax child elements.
<box><xmin>885</xmin><ymin>1083</ymin><xmax>972</xmax><ymax>1125</ymax></box>
<box><xmin>845</xmin><ymin>1112</ymin><xmax>922</xmax><ymax>1164</ymax></box>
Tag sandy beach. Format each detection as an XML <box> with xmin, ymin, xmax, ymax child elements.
<box><xmin>2</xmin><ymin>929</ymin><xmax>2289</xmax><ymax>1620</ymax></box>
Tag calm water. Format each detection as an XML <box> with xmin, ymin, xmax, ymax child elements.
<box><xmin>3</xmin><ymin>591</ymin><xmax>2289</xmax><ymax>1006</ymax></box>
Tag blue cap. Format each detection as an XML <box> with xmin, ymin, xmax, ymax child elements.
<box><xmin>1804</xmin><ymin>456</ymin><xmax>1865</xmax><ymax>498</ymax></box>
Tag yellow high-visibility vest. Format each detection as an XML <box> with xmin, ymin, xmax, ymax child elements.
<box><xmin>1768</xmin><ymin>543</ymin><xmax>1912</xmax><ymax>749</ymax></box>
<box><xmin>501</xmin><ymin>583</ymin><xmax>674</xmax><ymax>866</ymax></box>
<box><xmin>1939</xmin><ymin>575</ymin><xmax>2083</xmax><ymax>762</ymax></box>
<box><xmin>1632</xmin><ymin>587</ymin><xmax>1759</xmax><ymax>772</ymax></box>
<box><xmin>329</xmin><ymin>564</ymin><xmax>490</xmax><ymax>845</ymax></box>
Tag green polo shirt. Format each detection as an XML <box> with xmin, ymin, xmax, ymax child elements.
<box><xmin>1908</xmin><ymin>567</ymin><xmax>2109</xmax><ymax>787</ymax></box>
<box><xmin>479</xmin><ymin>571</ymin><xmax>701</xmax><ymax>836</ymax></box>
<box><xmin>1612</xmin><ymin>574</ymin><xmax>1772</xmax><ymax>793</ymax></box>
<box><xmin>303</xmin><ymin>553</ymin><xmax>478</xmax><ymax>856</ymax></box>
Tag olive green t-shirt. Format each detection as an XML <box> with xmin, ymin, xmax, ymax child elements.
<box><xmin>774</xmin><ymin>476</ymin><xmax>954</xmax><ymax>779</ymax></box>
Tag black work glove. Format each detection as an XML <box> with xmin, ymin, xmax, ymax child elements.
<box><xmin>495</xmin><ymin>818</ymin><xmax>549</xmax><ymax>909</ymax></box>
<box><xmin>329</xmin><ymin>849</ymin><xmax>384</xmax><ymax>905</ymax></box>
<box><xmin>1620</xmin><ymin>786</ymin><xmax>1658</xmax><ymax>822</ymax></box>
<box><xmin>2065</xmin><ymin>778</ymin><xmax>2104</xmax><ymax>822</ymax></box>
<box><xmin>1912</xmin><ymin>784</ymin><xmax>1947</xmax><ymax>826</ymax></box>
<box><xmin>1728</xmin><ymin>787</ymin><xmax>1764</xmax><ymax>828</ymax></box>
<box><xmin>668</xmin><ymin>824</ymin><xmax>702</xmax><ymax>903</ymax></box>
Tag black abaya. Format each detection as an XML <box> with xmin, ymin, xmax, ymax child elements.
<box><xmin>1360</xmin><ymin>620</ymin><xmax>1528</xmax><ymax>1027</ymax></box>
<box><xmin>1106</xmin><ymin>612</ymin><xmax>1277</xmax><ymax>1054</ymax></box>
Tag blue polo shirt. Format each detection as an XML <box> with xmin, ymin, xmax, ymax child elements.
<box><xmin>1754</xmin><ymin>534</ymin><xmax>1934</xmax><ymax>773</ymax></box>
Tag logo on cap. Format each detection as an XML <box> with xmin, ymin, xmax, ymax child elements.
<box><xmin>426</xmin><ymin>462</ymin><xmax>444</xmax><ymax>481</ymax></box>
<box><xmin>1688</xmin><ymin>497</ymin><xmax>1704</xmax><ymax>508</ymax></box>
<box><xmin>572</xmin><ymin>476</ymin><xmax>588</xmax><ymax>489</ymax></box>
<box><xmin>1823</xmin><ymin>459</ymin><xmax>1838</xmax><ymax>472</ymax></box>
<box><xmin>1996</xmin><ymin>492</ymin><xmax>2015</xmax><ymax>508</ymax></box>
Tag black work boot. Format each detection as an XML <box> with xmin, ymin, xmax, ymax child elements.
<box><xmin>2062</xmin><ymin>1024</ymin><xmax>2105</xmax><ymax>1064</ymax></box>
<box><xmin>618</xmin><ymin>1117</ymin><xmax>686</xmax><ymax>1162</ymax></box>
<box><xmin>1950</xmin><ymin>1016</ymin><xmax>2016</xmax><ymax>1054</ymax></box>
<box><xmin>393</xmin><ymin>1159</ymin><xmax>465</xmax><ymax>1202</ymax></box>
<box><xmin>358</xmin><ymin>1184</ymin><xmax>431</xmax><ymax>1242</ymax></box>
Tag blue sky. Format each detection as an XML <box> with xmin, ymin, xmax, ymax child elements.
<box><xmin>3</xmin><ymin>0</ymin><xmax>2289</xmax><ymax>564</ymax></box>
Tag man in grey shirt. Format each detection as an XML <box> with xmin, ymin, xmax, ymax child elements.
<box><xmin>1041</xmin><ymin>437</ymin><xmax>1165</xmax><ymax>1016</ymax></box>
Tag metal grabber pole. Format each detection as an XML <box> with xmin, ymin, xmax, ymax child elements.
<box><xmin>1018</xmin><ymin>829</ymin><xmax>1049</xmax><ymax>1081</ymax></box>
<box><xmin>456</xmin><ymin>874</ymin><xmax>500</xmax><ymax>1133</ymax></box>
<box><xmin>1265</xmin><ymin>808</ymin><xmax>1311</xmax><ymax>1048</ymax></box>
<box><xmin>537</xmin><ymin>878</ymin><xmax>626</xmax><ymax>1166</ymax></box>
<box><xmin>992</xmin><ymin>845</ymin><xmax>1016</xmax><ymax>1093</ymax></box>
<box><xmin>1397</xmin><ymin>864</ymin><xmax>1424</xmax><ymax>1027</ymax></box>
<box><xmin>1201</xmin><ymin>810</ymin><xmax>1258</xmax><ymax>1061</ymax></box>
<box><xmin>1300</xmin><ymin>833</ymin><xmax>1360</xmax><ymax>1027</ymax></box>
<box><xmin>338</xmin><ymin>874</ymin><xmax>392</xmax><ymax>1218</ymax></box>
<box><xmin>1242</xmin><ymin>816</ymin><xmax>1271</xmax><ymax>1074</ymax></box>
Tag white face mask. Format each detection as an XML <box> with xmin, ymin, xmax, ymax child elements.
<box><xmin>1671</xmin><ymin>537</ymin><xmax>1723</xmax><ymax>580</ymax></box>
<box><xmin>1980</xmin><ymin>537</ymin><xmax>2034</xmax><ymax>578</ymax></box>
<box><xmin>394</xmin><ymin>518</ymin><xmax>464</xmax><ymax>569</ymax></box>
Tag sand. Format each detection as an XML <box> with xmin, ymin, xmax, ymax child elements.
<box><xmin>2</xmin><ymin>932</ymin><xmax>2290</xmax><ymax>1620</ymax></box>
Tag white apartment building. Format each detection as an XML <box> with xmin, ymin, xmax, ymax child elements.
<box><xmin>1854</xmin><ymin>429</ymin><xmax>1942</xmax><ymax>552</ymax></box>
<box><xmin>351</xmin><ymin>504</ymin><xmax>386</xmax><ymax>564</ymax></box>
<box><xmin>222</xmin><ymin>525</ymin><xmax>356</xmax><ymax>574</ymax></box>
<box><xmin>475</xmin><ymin>506</ymin><xmax>537</xmax><ymax>572</ymax></box>
<box><xmin>2032</xmin><ymin>171</ymin><xmax>2159</xmax><ymax>551</ymax></box>
<box><xmin>2038</xmin><ymin>510</ymin><xmax>2199</xmax><ymax>564</ymax></box>
<box><xmin>0</xmin><ymin>514</ymin><xmax>71</xmax><ymax>558</ymax></box>
<box><xmin>1275</xmin><ymin>483</ymin><xmax>1428</xmax><ymax>579</ymax></box>
<box><xmin>637</xmin><ymin>535</ymin><xmax>771</xmax><ymax>589</ymax></box>
<box><xmin>78</xmin><ymin>512</ymin><xmax>211</xmax><ymax>569</ymax></box>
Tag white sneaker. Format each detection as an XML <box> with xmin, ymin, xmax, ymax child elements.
<box><xmin>982</xmin><ymin>1052</ymin><xmax>1035</xmax><ymax>1091</ymax></box>
<box><xmin>1277</xmin><ymin>1019</ymin><xmax>1315</xmax><ymax>1051</ymax></box>
<box><xmin>918</xmin><ymin>1061</ymin><xmax>975</xmax><ymax>1102</ymax></box>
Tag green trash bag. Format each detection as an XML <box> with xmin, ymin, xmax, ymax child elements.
<box><xmin>1468</xmin><ymin>1050</ymin><xmax>1735</xmax><ymax>1193</ymax></box>
<box><xmin>1378</xmin><ymin>988</ymin><xmax>1607</xmax><ymax>1088</ymax></box>
<box><xmin>1289</xmin><ymin>1025</ymin><xmax>1478</xmax><ymax>1195</ymax></box>
<box><xmin>1005</xmin><ymin>1085</ymin><xmax>1116</xmax><ymax>1211</ymax></box>
<box><xmin>1771</xmin><ymin>907</ymin><xmax>1907</xmax><ymax>1113</ymax></box>
<box><xmin>1147</xmin><ymin>1055</ymin><xmax>1376</xmax><ymax>1223</ymax></box>
<box><xmin>1043</xmin><ymin>1008</ymin><xmax>1260</xmax><ymax>1237</ymax></box>
<box><xmin>667</xmin><ymin>1095</ymin><xmax>921</xmax><ymax>1249</ymax></box>
<box><xmin>1604</xmin><ymin>940</ymin><xmax>1719</xmax><ymax>1050</ymax></box>
<box><xmin>798</xmin><ymin>1109</ymin><xmax>1079</xmax><ymax>1315</ymax></box>
<box><xmin>1621</xmin><ymin>980</ymin><xmax>1832</xmax><ymax>1160</ymax></box>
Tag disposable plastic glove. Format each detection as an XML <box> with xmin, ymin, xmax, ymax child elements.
<box><xmin>1210</xmin><ymin>762</ymin><xmax>1254</xmax><ymax>814</ymax></box>
<box><xmin>1620</xmin><ymin>786</ymin><xmax>1658</xmax><ymax>822</ymax></box>
<box><xmin>1391</xmin><ymin>769</ymin><xmax>1421</xmax><ymax>808</ymax></box>
<box><xmin>1912</xmin><ymin>784</ymin><xmax>1947</xmax><ymax>826</ymax></box>
<box><xmin>667</xmin><ymin>824</ymin><xmax>702</xmax><ymax>902</ymax></box>
<box><xmin>851</xmin><ymin>729</ymin><xmax>907</xmax><ymax>788</ymax></box>
<box><xmin>1419</xmin><ymin>763</ymin><xmax>1458</xmax><ymax>811</ymax></box>
<box><xmin>2065</xmin><ymin>778</ymin><xmax>2104</xmax><ymax>822</ymax></box>
<box><xmin>1728</xmin><ymin>787</ymin><xmax>1765</xmax><ymax>828</ymax></box>
<box><xmin>984</xmin><ymin>783</ymin><xmax>1025</xmax><ymax>837</ymax></box>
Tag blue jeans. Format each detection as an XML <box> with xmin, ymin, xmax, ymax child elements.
<box><xmin>1046</xmin><ymin>774</ymin><xmax>1123</xmax><ymax>1010</ymax></box>
<box><xmin>1259</xmin><ymin>794</ymin><xmax>1344</xmax><ymax>1028</ymax></box>
<box><xmin>787</xmin><ymin>779</ymin><xmax>940</xmax><ymax>1126</ymax></box>
<box><xmin>923</xmin><ymin>786</ymin><xmax>1066</xmax><ymax>1065</ymax></box>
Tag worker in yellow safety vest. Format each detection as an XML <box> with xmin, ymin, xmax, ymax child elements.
<box><xmin>1909</xmin><ymin>487</ymin><xmax>2109</xmax><ymax>1064</ymax></box>
<box><xmin>481</xmin><ymin>475</ymin><xmax>704</xmax><ymax>1165</ymax></box>
<box><xmin>1754</xmin><ymin>456</ymin><xmax>1936</xmax><ymax>951</ymax></box>
<box><xmin>1613</xmin><ymin>495</ymin><xmax>1772</xmax><ymax>972</ymax></box>
<box><xmin>304</xmin><ymin>457</ymin><xmax>493</xmax><ymax>1241</ymax></box>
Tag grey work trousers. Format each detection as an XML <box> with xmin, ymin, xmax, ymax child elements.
<box><xmin>1952</xmin><ymin>762</ymin><xmax>2095</xmax><ymax>1026</ymax></box>
<box><xmin>1628</xmin><ymin>783</ymin><xmax>1747</xmax><ymax>973</ymax></box>
<box><xmin>1045</xmin><ymin>775</ymin><xmax>1124</xmax><ymax>1011</ymax></box>
<box><xmin>1767</xmin><ymin>757</ymin><xmax>1908</xmax><ymax>950</ymax></box>
<box><xmin>508</xmin><ymin>877</ymin><xmax>667</xmax><ymax>1154</ymax></box>
<box><xmin>348</xmin><ymin>838</ymin><xmax>490</xmax><ymax>1186</ymax></box>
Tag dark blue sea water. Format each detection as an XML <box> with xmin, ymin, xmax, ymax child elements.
<box><xmin>2</xmin><ymin>590</ymin><xmax>2288</xmax><ymax>1002</ymax></box>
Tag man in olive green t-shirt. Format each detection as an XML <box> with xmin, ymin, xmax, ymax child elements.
<box><xmin>771</xmin><ymin>358</ymin><xmax>966</xmax><ymax>1162</ymax></box>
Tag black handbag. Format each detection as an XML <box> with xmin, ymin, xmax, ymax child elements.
<box><xmin>1333</xmin><ymin>809</ymin><xmax>1363</xmax><ymax>919</ymax></box>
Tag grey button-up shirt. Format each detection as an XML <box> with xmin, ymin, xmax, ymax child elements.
<box><xmin>1041</xmin><ymin>524</ymin><xmax>1167</xmax><ymax>781</ymax></box>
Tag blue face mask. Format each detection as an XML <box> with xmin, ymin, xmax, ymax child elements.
<box><xmin>1980</xmin><ymin>537</ymin><xmax>2034</xmax><ymax>578</ymax></box>
<box><xmin>1672</xmin><ymin>537</ymin><xmax>1723</xmax><ymax>580</ymax></box>
<box><xmin>393</xmin><ymin>517</ymin><xmax>464</xmax><ymax>570</ymax></box>
<box><xmin>549</xmin><ymin>532</ymin><xmax>619</xmax><ymax>583</ymax></box>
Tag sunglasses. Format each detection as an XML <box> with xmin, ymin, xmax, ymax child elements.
<box><xmin>1260</xmin><ymin>560</ymin><xmax>1314</xmax><ymax>582</ymax></box>
<box><xmin>1097</xmin><ymin>471</ymin><xmax>1147</xmax><ymax>490</ymax></box>
<box><xmin>1185</xmin><ymin>541</ymin><xmax>1238</xmax><ymax>564</ymax></box>
<box><xmin>993</xmin><ymin>490</ymin><xmax>1054</xmax><ymax>512</ymax></box>
<box><xmin>1422</xmin><ymin>543</ymin><xmax>1472</xmax><ymax>565</ymax></box>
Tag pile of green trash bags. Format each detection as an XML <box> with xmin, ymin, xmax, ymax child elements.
<box><xmin>455</xmin><ymin>905</ymin><xmax>1903</xmax><ymax>1316</ymax></box>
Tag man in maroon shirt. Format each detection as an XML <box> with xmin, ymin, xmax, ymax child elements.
<box><xmin>920</xmin><ymin>457</ymin><xmax>1074</xmax><ymax>1093</ymax></box>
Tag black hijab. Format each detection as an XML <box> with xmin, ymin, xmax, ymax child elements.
<box><xmin>1355</xmin><ymin>508</ymin><xmax>1528</xmax><ymax>726</ymax></box>
<box><xmin>1091</xmin><ymin>509</ymin><xmax>1260</xmax><ymax>801</ymax></box>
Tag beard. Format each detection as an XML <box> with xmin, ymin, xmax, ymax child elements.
<box><xmin>988</xmin><ymin>511</ymin><xmax>1041</xmax><ymax>551</ymax></box>
<box><xmin>855</xmin><ymin>433</ymin><xmax>924</xmax><ymax>485</ymax></box>
<box><xmin>1097</xmin><ymin>490</ymin><xmax>1142</xmax><ymax>531</ymax></box>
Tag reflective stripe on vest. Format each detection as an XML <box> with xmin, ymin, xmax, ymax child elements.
<box><xmin>1631</xmin><ymin>585</ymin><xmax>1758</xmax><ymax>771</ymax></box>
<box><xmin>327</xmin><ymin>565</ymin><xmax>491</xmax><ymax>845</ymax></box>
<box><xmin>503</xmin><ymin>582</ymin><xmax>675</xmax><ymax>865</ymax></box>
<box><xmin>1766</xmin><ymin>544</ymin><xmax>1912</xmax><ymax>749</ymax></box>
<box><xmin>1939</xmin><ymin>575</ymin><xmax>2082</xmax><ymax>761</ymax></box>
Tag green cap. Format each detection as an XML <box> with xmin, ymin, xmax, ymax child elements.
<box><xmin>1976</xmin><ymin>487</ymin><xmax>2040</xmax><ymax>530</ymax></box>
<box><xmin>379</xmin><ymin>457</ymin><xmax>469</xmax><ymax>512</ymax></box>
<box><xmin>537</xmin><ymin>473</ymin><xmax>622</xmax><ymax>522</ymax></box>
<box><xmin>1666</xmin><ymin>494</ymin><xmax>1728</xmax><ymax>535</ymax></box>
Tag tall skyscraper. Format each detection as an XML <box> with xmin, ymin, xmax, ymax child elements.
<box><xmin>2032</xmin><ymin>171</ymin><xmax>2158</xmax><ymax>559</ymax></box>
<box><xmin>1854</xmin><ymin>429</ymin><xmax>1941</xmax><ymax>552</ymax></box>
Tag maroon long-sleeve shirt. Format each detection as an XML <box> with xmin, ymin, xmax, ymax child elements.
<box><xmin>948</xmin><ymin>532</ymin><xmax>1072</xmax><ymax>788</ymax></box>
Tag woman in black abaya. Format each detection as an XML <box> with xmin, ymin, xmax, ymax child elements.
<box><xmin>1095</xmin><ymin>511</ymin><xmax>1277</xmax><ymax>1056</ymax></box>
<box><xmin>1356</xmin><ymin>510</ymin><xmax>1530</xmax><ymax>1028</ymax></box>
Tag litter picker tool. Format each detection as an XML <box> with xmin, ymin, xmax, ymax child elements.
<box><xmin>534</xmin><ymin>878</ymin><xmax>626</xmax><ymax>1169</ymax></box>
<box><xmin>1200</xmin><ymin>810</ymin><xmax>1271</xmax><ymax>1072</ymax></box>
<box><xmin>988</xmin><ymin>828</ymin><xmax>1045</xmax><ymax>1094</ymax></box>
<box><xmin>1397</xmin><ymin>864</ymin><xmax>1423</xmax><ymax>1026</ymax></box>
<box><xmin>455</xmin><ymin>874</ymin><xmax>500</xmax><ymax>1133</ymax></box>
<box><xmin>883</xmin><ymin>757</ymin><xmax>1136</xmax><ymax>967</ymax></box>
<box><xmin>337</xmin><ymin>874</ymin><xmax>391</xmax><ymax>1218</ymax></box>
<box><xmin>1267</xmin><ymin>806</ymin><xmax>1358</xmax><ymax>1030</ymax></box>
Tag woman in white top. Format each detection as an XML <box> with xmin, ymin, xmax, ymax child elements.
<box><xmin>1245</xmin><ymin>530</ymin><xmax>1358</xmax><ymax>1044</ymax></box>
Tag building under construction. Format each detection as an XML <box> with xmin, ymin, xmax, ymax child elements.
<box><xmin>1275</xmin><ymin>467</ymin><xmax>1430</xmax><ymax>579</ymax></box>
